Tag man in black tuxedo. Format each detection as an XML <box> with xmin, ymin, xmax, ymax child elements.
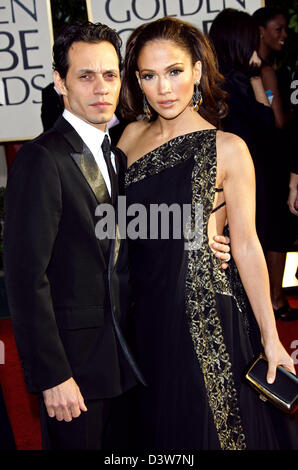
<box><xmin>3</xmin><ymin>22</ymin><xmax>144</xmax><ymax>450</ymax></box>
<box><xmin>4</xmin><ymin>21</ymin><xmax>231</xmax><ymax>450</ymax></box>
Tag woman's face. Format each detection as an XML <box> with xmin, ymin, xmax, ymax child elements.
<box><xmin>261</xmin><ymin>14</ymin><xmax>287</xmax><ymax>52</ymax></box>
<box><xmin>136</xmin><ymin>39</ymin><xmax>201</xmax><ymax>120</ymax></box>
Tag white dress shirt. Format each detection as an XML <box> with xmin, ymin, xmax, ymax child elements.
<box><xmin>63</xmin><ymin>109</ymin><xmax>116</xmax><ymax>197</ymax></box>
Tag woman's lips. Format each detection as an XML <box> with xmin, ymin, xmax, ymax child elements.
<box><xmin>157</xmin><ymin>100</ymin><xmax>177</xmax><ymax>108</ymax></box>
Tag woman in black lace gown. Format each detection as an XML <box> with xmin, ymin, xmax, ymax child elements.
<box><xmin>115</xmin><ymin>17</ymin><xmax>297</xmax><ymax>450</ymax></box>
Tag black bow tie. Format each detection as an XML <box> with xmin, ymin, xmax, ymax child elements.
<box><xmin>101</xmin><ymin>135</ymin><xmax>117</xmax><ymax>204</ymax></box>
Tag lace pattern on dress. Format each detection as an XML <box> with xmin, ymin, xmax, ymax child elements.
<box><xmin>185</xmin><ymin>129</ymin><xmax>247</xmax><ymax>450</ymax></box>
<box><xmin>125</xmin><ymin>133</ymin><xmax>197</xmax><ymax>188</ymax></box>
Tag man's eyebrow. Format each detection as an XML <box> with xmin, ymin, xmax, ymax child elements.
<box><xmin>77</xmin><ymin>68</ymin><xmax>95</xmax><ymax>74</ymax></box>
<box><xmin>104</xmin><ymin>69</ymin><xmax>119</xmax><ymax>74</ymax></box>
<box><xmin>77</xmin><ymin>68</ymin><xmax>119</xmax><ymax>74</ymax></box>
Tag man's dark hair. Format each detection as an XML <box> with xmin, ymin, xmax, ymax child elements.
<box><xmin>53</xmin><ymin>21</ymin><xmax>122</xmax><ymax>78</ymax></box>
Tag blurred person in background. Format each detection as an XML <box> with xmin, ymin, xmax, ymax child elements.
<box><xmin>253</xmin><ymin>7</ymin><xmax>297</xmax><ymax>321</ymax></box>
<box><xmin>209</xmin><ymin>9</ymin><xmax>274</xmax><ymax>265</ymax></box>
<box><xmin>210</xmin><ymin>8</ymin><xmax>297</xmax><ymax>322</ymax></box>
<box><xmin>288</xmin><ymin>69</ymin><xmax>298</xmax><ymax>216</ymax></box>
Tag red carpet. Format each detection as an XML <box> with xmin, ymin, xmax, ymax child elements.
<box><xmin>0</xmin><ymin>318</ymin><xmax>41</xmax><ymax>450</ymax></box>
<box><xmin>0</xmin><ymin>296</ymin><xmax>298</xmax><ymax>450</ymax></box>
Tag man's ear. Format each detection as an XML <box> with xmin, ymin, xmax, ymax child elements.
<box><xmin>53</xmin><ymin>70</ymin><xmax>67</xmax><ymax>97</ymax></box>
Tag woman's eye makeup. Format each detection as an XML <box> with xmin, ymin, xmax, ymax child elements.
<box><xmin>140</xmin><ymin>68</ymin><xmax>184</xmax><ymax>80</ymax></box>
<box><xmin>141</xmin><ymin>73</ymin><xmax>155</xmax><ymax>80</ymax></box>
<box><xmin>169</xmin><ymin>68</ymin><xmax>183</xmax><ymax>76</ymax></box>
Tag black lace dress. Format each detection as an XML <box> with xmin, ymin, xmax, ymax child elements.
<box><xmin>121</xmin><ymin>129</ymin><xmax>297</xmax><ymax>450</ymax></box>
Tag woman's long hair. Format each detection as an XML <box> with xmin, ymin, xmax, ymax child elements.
<box><xmin>209</xmin><ymin>8</ymin><xmax>260</xmax><ymax>77</ymax></box>
<box><xmin>120</xmin><ymin>17</ymin><xmax>228</xmax><ymax>126</ymax></box>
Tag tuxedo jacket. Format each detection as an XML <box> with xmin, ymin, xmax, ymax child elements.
<box><xmin>41</xmin><ymin>83</ymin><xmax>64</xmax><ymax>132</ymax></box>
<box><xmin>4</xmin><ymin>116</ymin><xmax>144</xmax><ymax>399</ymax></box>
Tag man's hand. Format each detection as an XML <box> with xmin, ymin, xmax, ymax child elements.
<box><xmin>287</xmin><ymin>173</ymin><xmax>298</xmax><ymax>216</ymax></box>
<box><xmin>43</xmin><ymin>377</ymin><xmax>88</xmax><ymax>422</ymax></box>
<box><xmin>210</xmin><ymin>235</ymin><xmax>231</xmax><ymax>270</ymax></box>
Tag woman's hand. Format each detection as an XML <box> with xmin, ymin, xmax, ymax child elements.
<box><xmin>262</xmin><ymin>336</ymin><xmax>296</xmax><ymax>383</ymax></box>
<box><xmin>249</xmin><ymin>50</ymin><xmax>262</xmax><ymax>67</ymax></box>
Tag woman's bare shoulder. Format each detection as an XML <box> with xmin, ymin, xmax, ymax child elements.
<box><xmin>216</xmin><ymin>130</ymin><xmax>253</xmax><ymax>173</ymax></box>
<box><xmin>216</xmin><ymin>130</ymin><xmax>248</xmax><ymax>155</ymax></box>
<box><xmin>117</xmin><ymin>120</ymin><xmax>149</xmax><ymax>153</ymax></box>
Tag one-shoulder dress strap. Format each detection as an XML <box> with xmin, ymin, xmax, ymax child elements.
<box><xmin>125</xmin><ymin>130</ymin><xmax>215</xmax><ymax>189</ymax></box>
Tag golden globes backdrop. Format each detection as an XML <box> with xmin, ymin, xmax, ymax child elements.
<box><xmin>0</xmin><ymin>0</ymin><xmax>265</xmax><ymax>142</ymax></box>
<box><xmin>0</xmin><ymin>0</ymin><xmax>53</xmax><ymax>141</ymax></box>
<box><xmin>86</xmin><ymin>0</ymin><xmax>264</xmax><ymax>49</ymax></box>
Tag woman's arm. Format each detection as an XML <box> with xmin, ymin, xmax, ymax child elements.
<box><xmin>250</xmin><ymin>76</ymin><xmax>271</xmax><ymax>107</ymax></box>
<box><xmin>219</xmin><ymin>132</ymin><xmax>295</xmax><ymax>381</ymax></box>
<box><xmin>249</xmin><ymin>51</ymin><xmax>270</xmax><ymax>107</ymax></box>
<box><xmin>261</xmin><ymin>65</ymin><xmax>288</xmax><ymax>128</ymax></box>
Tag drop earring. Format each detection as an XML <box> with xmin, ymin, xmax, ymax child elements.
<box><xmin>193</xmin><ymin>80</ymin><xmax>202</xmax><ymax>111</ymax></box>
<box><xmin>143</xmin><ymin>93</ymin><xmax>152</xmax><ymax>120</ymax></box>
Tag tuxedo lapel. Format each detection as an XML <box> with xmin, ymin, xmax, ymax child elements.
<box><xmin>55</xmin><ymin>116</ymin><xmax>111</xmax><ymax>205</ymax></box>
<box><xmin>54</xmin><ymin>118</ymin><xmax>129</xmax><ymax>272</ymax></box>
<box><xmin>54</xmin><ymin>117</ymin><xmax>111</xmax><ymax>268</ymax></box>
<box><xmin>70</xmin><ymin>147</ymin><xmax>111</xmax><ymax>205</ymax></box>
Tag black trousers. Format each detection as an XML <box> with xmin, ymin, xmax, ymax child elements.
<box><xmin>0</xmin><ymin>385</ymin><xmax>16</xmax><ymax>450</ymax></box>
<box><xmin>39</xmin><ymin>396</ymin><xmax>111</xmax><ymax>450</ymax></box>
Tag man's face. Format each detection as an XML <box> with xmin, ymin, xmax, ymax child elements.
<box><xmin>54</xmin><ymin>41</ymin><xmax>121</xmax><ymax>131</ymax></box>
